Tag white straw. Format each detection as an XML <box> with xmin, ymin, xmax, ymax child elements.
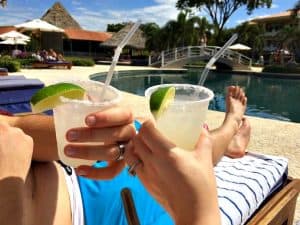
<box><xmin>100</xmin><ymin>20</ymin><xmax>142</xmax><ymax>98</ymax></box>
<box><xmin>198</xmin><ymin>33</ymin><xmax>238</xmax><ymax>86</ymax></box>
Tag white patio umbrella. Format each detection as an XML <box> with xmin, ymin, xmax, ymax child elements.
<box><xmin>0</xmin><ymin>30</ymin><xmax>30</xmax><ymax>41</ymax></box>
<box><xmin>15</xmin><ymin>19</ymin><xmax>64</xmax><ymax>32</ymax></box>
<box><xmin>228</xmin><ymin>43</ymin><xmax>252</xmax><ymax>51</ymax></box>
<box><xmin>0</xmin><ymin>38</ymin><xmax>28</xmax><ymax>45</ymax></box>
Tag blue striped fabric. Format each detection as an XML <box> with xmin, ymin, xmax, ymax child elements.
<box><xmin>215</xmin><ymin>153</ymin><xmax>288</xmax><ymax>225</ymax></box>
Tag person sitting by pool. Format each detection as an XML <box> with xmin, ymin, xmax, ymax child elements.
<box><xmin>48</xmin><ymin>48</ymin><xmax>58</xmax><ymax>61</ymax></box>
<box><xmin>0</xmin><ymin>86</ymin><xmax>250</xmax><ymax>225</ymax></box>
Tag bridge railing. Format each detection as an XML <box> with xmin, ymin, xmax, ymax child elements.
<box><xmin>148</xmin><ymin>46</ymin><xmax>252</xmax><ymax>68</ymax></box>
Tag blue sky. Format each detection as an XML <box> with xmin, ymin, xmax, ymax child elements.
<box><xmin>0</xmin><ymin>0</ymin><xmax>297</xmax><ymax>31</ymax></box>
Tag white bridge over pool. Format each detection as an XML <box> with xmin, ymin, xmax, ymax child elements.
<box><xmin>148</xmin><ymin>46</ymin><xmax>252</xmax><ymax>70</ymax></box>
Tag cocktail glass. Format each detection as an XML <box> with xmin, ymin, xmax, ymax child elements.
<box><xmin>145</xmin><ymin>84</ymin><xmax>214</xmax><ymax>151</ymax></box>
<box><xmin>53</xmin><ymin>80</ymin><xmax>121</xmax><ymax>167</ymax></box>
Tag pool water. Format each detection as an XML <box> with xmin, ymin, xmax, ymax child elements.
<box><xmin>91</xmin><ymin>69</ymin><xmax>300</xmax><ymax>123</ymax></box>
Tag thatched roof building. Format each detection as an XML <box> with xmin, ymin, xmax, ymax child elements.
<box><xmin>41</xmin><ymin>1</ymin><xmax>81</xmax><ymax>29</ymax></box>
<box><xmin>101</xmin><ymin>23</ymin><xmax>146</xmax><ymax>49</ymax></box>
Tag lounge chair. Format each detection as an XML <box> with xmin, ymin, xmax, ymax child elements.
<box><xmin>0</xmin><ymin>68</ymin><xmax>8</xmax><ymax>76</ymax></box>
<box><xmin>0</xmin><ymin>76</ymin><xmax>44</xmax><ymax>114</ymax></box>
<box><xmin>32</xmin><ymin>60</ymin><xmax>72</xmax><ymax>69</ymax></box>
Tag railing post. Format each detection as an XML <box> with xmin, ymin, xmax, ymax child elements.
<box><xmin>200</xmin><ymin>46</ymin><xmax>204</xmax><ymax>56</ymax></box>
<box><xmin>148</xmin><ymin>55</ymin><xmax>151</xmax><ymax>66</ymax></box>
<box><xmin>238</xmin><ymin>54</ymin><xmax>241</xmax><ymax>64</ymax></box>
<box><xmin>188</xmin><ymin>46</ymin><xmax>191</xmax><ymax>57</ymax></box>
<box><xmin>175</xmin><ymin>48</ymin><xmax>177</xmax><ymax>60</ymax></box>
<box><xmin>249</xmin><ymin>59</ymin><xmax>252</xmax><ymax>67</ymax></box>
<box><xmin>161</xmin><ymin>51</ymin><xmax>165</xmax><ymax>67</ymax></box>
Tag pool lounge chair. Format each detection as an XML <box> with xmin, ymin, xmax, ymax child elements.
<box><xmin>246</xmin><ymin>177</ymin><xmax>300</xmax><ymax>225</ymax></box>
<box><xmin>32</xmin><ymin>60</ymin><xmax>72</xmax><ymax>69</ymax></box>
<box><xmin>0</xmin><ymin>76</ymin><xmax>44</xmax><ymax>114</ymax></box>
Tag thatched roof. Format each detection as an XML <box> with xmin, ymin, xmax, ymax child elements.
<box><xmin>41</xmin><ymin>1</ymin><xmax>81</xmax><ymax>29</ymax></box>
<box><xmin>101</xmin><ymin>23</ymin><xmax>146</xmax><ymax>49</ymax></box>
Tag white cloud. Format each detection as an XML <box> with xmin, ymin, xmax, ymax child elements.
<box><xmin>72</xmin><ymin>1</ymin><xmax>181</xmax><ymax>31</ymax></box>
<box><xmin>0</xmin><ymin>6</ymin><xmax>39</xmax><ymax>26</ymax></box>
<box><xmin>72</xmin><ymin>0</ymin><xmax>81</xmax><ymax>6</ymax></box>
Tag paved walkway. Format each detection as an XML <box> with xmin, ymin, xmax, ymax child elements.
<box><xmin>10</xmin><ymin>65</ymin><xmax>300</xmax><ymax>222</ymax></box>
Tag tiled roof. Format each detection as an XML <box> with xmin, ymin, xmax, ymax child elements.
<box><xmin>0</xmin><ymin>26</ymin><xmax>16</xmax><ymax>35</ymax></box>
<box><xmin>251</xmin><ymin>10</ymin><xmax>299</xmax><ymax>22</ymax></box>
<box><xmin>64</xmin><ymin>28</ymin><xmax>112</xmax><ymax>42</ymax></box>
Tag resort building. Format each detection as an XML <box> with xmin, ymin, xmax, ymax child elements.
<box><xmin>0</xmin><ymin>1</ymin><xmax>112</xmax><ymax>58</ymax></box>
<box><xmin>41</xmin><ymin>2</ymin><xmax>112</xmax><ymax>58</ymax></box>
<box><xmin>250</xmin><ymin>9</ymin><xmax>300</xmax><ymax>53</ymax></box>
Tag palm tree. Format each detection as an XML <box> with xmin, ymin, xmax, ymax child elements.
<box><xmin>235</xmin><ymin>22</ymin><xmax>265</xmax><ymax>59</ymax></box>
<box><xmin>159</xmin><ymin>11</ymin><xmax>212</xmax><ymax>50</ymax></box>
<box><xmin>277</xmin><ymin>2</ymin><xmax>300</xmax><ymax>62</ymax></box>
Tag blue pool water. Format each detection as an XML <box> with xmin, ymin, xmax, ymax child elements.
<box><xmin>90</xmin><ymin>69</ymin><xmax>300</xmax><ymax>123</ymax></box>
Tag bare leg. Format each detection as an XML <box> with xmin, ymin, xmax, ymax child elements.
<box><xmin>0</xmin><ymin>161</ymin><xmax>72</xmax><ymax>225</ymax></box>
<box><xmin>209</xmin><ymin>86</ymin><xmax>248</xmax><ymax>165</ymax></box>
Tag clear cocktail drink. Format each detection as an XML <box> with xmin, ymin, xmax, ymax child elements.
<box><xmin>53</xmin><ymin>80</ymin><xmax>121</xmax><ymax>167</ymax></box>
<box><xmin>145</xmin><ymin>84</ymin><xmax>214</xmax><ymax>151</ymax></box>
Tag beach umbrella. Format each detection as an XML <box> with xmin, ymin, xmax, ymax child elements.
<box><xmin>0</xmin><ymin>38</ymin><xmax>28</xmax><ymax>45</ymax></box>
<box><xmin>228</xmin><ymin>43</ymin><xmax>252</xmax><ymax>51</ymax></box>
<box><xmin>15</xmin><ymin>19</ymin><xmax>64</xmax><ymax>50</ymax></box>
<box><xmin>0</xmin><ymin>30</ymin><xmax>30</xmax><ymax>41</ymax></box>
<box><xmin>15</xmin><ymin>19</ymin><xmax>64</xmax><ymax>32</ymax></box>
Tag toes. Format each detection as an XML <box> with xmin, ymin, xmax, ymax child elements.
<box><xmin>227</xmin><ymin>86</ymin><xmax>235</xmax><ymax>97</ymax></box>
<box><xmin>243</xmin><ymin>97</ymin><xmax>247</xmax><ymax>106</ymax></box>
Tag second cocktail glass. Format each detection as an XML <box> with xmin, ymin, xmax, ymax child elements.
<box><xmin>145</xmin><ymin>84</ymin><xmax>214</xmax><ymax>151</ymax></box>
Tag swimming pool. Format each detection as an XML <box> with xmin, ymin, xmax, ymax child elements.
<box><xmin>90</xmin><ymin>69</ymin><xmax>300</xmax><ymax>123</ymax></box>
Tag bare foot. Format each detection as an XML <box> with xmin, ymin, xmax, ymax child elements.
<box><xmin>226</xmin><ymin>117</ymin><xmax>251</xmax><ymax>158</ymax></box>
<box><xmin>223</xmin><ymin>86</ymin><xmax>247</xmax><ymax>130</ymax></box>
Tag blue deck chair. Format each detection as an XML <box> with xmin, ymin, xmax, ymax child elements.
<box><xmin>0</xmin><ymin>76</ymin><xmax>44</xmax><ymax>114</ymax></box>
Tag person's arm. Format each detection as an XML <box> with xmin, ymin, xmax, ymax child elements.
<box><xmin>124</xmin><ymin>120</ymin><xmax>221</xmax><ymax>225</ymax></box>
<box><xmin>1</xmin><ymin>114</ymin><xmax>58</xmax><ymax>161</ymax></box>
<box><xmin>0</xmin><ymin>122</ymin><xmax>33</xmax><ymax>224</ymax></box>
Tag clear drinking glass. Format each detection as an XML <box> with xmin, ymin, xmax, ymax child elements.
<box><xmin>145</xmin><ymin>84</ymin><xmax>214</xmax><ymax>151</ymax></box>
<box><xmin>53</xmin><ymin>80</ymin><xmax>121</xmax><ymax>167</ymax></box>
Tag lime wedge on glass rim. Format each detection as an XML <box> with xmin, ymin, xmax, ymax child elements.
<box><xmin>149</xmin><ymin>86</ymin><xmax>175</xmax><ymax>119</ymax></box>
<box><xmin>30</xmin><ymin>83</ymin><xmax>86</xmax><ymax>113</ymax></box>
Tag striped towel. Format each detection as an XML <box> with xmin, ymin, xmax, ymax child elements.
<box><xmin>215</xmin><ymin>152</ymin><xmax>288</xmax><ymax>225</ymax></box>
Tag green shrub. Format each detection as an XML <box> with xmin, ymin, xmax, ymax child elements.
<box><xmin>0</xmin><ymin>58</ymin><xmax>21</xmax><ymax>72</ymax></box>
<box><xmin>263</xmin><ymin>65</ymin><xmax>300</xmax><ymax>74</ymax></box>
<box><xmin>16</xmin><ymin>57</ymin><xmax>37</xmax><ymax>67</ymax></box>
<box><xmin>65</xmin><ymin>57</ymin><xmax>95</xmax><ymax>67</ymax></box>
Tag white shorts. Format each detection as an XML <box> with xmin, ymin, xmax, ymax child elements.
<box><xmin>63</xmin><ymin>167</ymin><xmax>85</xmax><ymax>225</ymax></box>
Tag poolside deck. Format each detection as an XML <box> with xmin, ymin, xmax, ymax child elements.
<box><xmin>11</xmin><ymin>65</ymin><xmax>300</xmax><ymax>222</ymax></box>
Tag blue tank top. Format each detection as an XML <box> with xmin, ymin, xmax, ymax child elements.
<box><xmin>78</xmin><ymin>165</ymin><xmax>173</xmax><ymax>225</ymax></box>
<box><xmin>77</xmin><ymin>121</ymin><xmax>173</xmax><ymax>225</ymax></box>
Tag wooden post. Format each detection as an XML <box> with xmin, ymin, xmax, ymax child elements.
<box><xmin>161</xmin><ymin>51</ymin><xmax>164</xmax><ymax>67</ymax></box>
